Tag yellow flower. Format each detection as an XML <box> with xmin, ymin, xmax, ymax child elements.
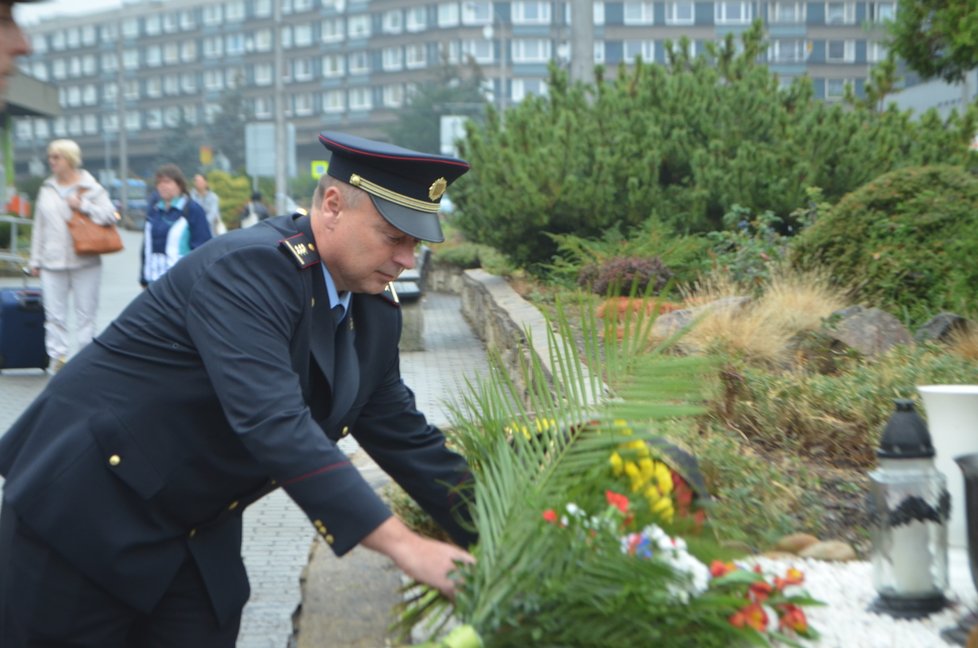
<box><xmin>654</xmin><ymin>462</ymin><xmax>673</xmax><ymax>495</ymax></box>
<box><xmin>610</xmin><ymin>452</ymin><xmax>624</xmax><ymax>476</ymax></box>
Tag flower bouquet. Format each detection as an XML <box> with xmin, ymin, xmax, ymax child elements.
<box><xmin>396</xmin><ymin>295</ymin><xmax>821</xmax><ymax>647</ymax></box>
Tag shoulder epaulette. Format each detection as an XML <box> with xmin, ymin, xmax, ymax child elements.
<box><xmin>379</xmin><ymin>282</ymin><xmax>401</xmax><ymax>307</ymax></box>
<box><xmin>278</xmin><ymin>233</ymin><xmax>320</xmax><ymax>269</ymax></box>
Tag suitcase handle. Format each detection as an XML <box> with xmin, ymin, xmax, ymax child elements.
<box><xmin>17</xmin><ymin>290</ymin><xmax>43</xmax><ymax>311</ymax></box>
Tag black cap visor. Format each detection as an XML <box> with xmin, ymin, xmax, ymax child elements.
<box><xmin>369</xmin><ymin>194</ymin><xmax>445</xmax><ymax>243</ymax></box>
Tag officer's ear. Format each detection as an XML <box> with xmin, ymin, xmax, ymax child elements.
<box><xmin>320</xmin><ymin>185</ymin><xmax>343</xmax><ymax>221</ymax></box>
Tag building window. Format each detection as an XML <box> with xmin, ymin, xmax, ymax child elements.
<box><xmin>349</xmin><ymin>87</ymin><xmax>372</xmax><ymax>110</ymax></box>
<box><xmin>254</xmin><ymin>0</ymin><xmax>271</xmax><ymax>17</ymax></box>
<box><xmin>623</xmin><ymin>40</ymin><xmax>655</xmax><ymax>62</ymax></box>
<box><xmin>383</xmin><ymin>9</ymin><xmax>403</xmax><ymax>33</ymax></box>
<box><xmin>512</xmin><ymin>78</ymin><xmax>547</xmax><ymax>102</ymax></box>
<box><xmin>122</xmin><ymin>19</ymin><xmax>139</xmax><ymax>38</ymax></box>
<box><xmin>127</xmin><ymin>112</ymin><xmax>144</xmax><ymax>132</ymax></box>
<box><xmin>181</xmin><ymin>73</ymin><xmax>196</xmax><ymax>93</ymax></box>
<box><xmin>254</xmin><ymin>29</ymin><xmax>272</xmax><ymax>52</ymax></box>
<box><xmin>146</xmin><ymin>109</ymin><xmax>163</xmax><ymax>130</ymax></box>
<box><xmin>461</xmin><ymin>39</ymin><xmax>493</xmax><ymax>63</ymax></box>
<box><xmin>323</xmin><ymin>90</ymin><xmax>345</xmax><ymax>113</ymax></box>
<box><xmin>124</xmin><ymin>80</ymin><xmax>139</xmax><ymax>100</ymax></box>
<box><xmin>32</xmin><ymin>61</ymin><xmax>48</xmax><ymax>81</ymax></box>
<box><xmin>180</xmin><ymin>10</ymin><xmax>195</xmax><ymax>30</ymax></box>
<box><xmin>382</xmin><ymin>46</ymin><xmax>404</xmax><ymax>71</ymax></box>
<box><xmin>51</xmin><ymin>32</ymin><xmax>64</xmax><ymax>50</ymax></box>
<box><xmin>226</xmin><ymin>34</ymin><xmax>245</xmax><ymax>55</ymax></box>
<box><xmin>439</xmin><ymin>40</ymin><xmax>461</xmax><ymax>64</ymax></box>
<box><xmin>769</xmin><ymin>1</ymin><xmax>804</xmax><ymax>23</ymax></box>
<box><xmin>164</xmin><ymin>75</ymin><xmax>179</xmax><ymax>96</ymax></box>
<box><xmin>100</xmin><ymin>53</ymin><xmax>116</xmax><ymax>73</ymax></box>
<box><xmin>512</xmin><ymin>1</ymin><xmax>551</xmax><ymax>24</ymax></box>
<box><xmin>65</xmin><ymin>28</ymin><xmax>79</xmax><ymax>48</ymax></box>
<box><xmin>294</xmin><ymin>24</ymin><xmax>313</xmax><ymax>47</ymax></box>
<box><xmin>348</xmin><ymin>51</ymin><xmax>370</xmax><ymax>74</ymax></box>
<box><xmin>594</xmin><ymin>2</ymin><xmax>605</xmax><ymax>25</ymax></box>
<box><xmin>204</xmin><ymin>70</ymin><xmax>223</xmax><ymax>91</ymax></box>
<box><xmin>868</xmin><ymin>41</ymin><xmax>888</xmax><ymax>63</ymax></box>
<box><xmin>405</xmin><ymin>43</ymin><xmax>427</xmax><ymax>69</ymax></box>
<box><xmin>294</xmin><ymin>0</ymin><xmax>313</xmax><ymax>11</ymax></box>
<box><xmin>322</xmin><ymin>19</ymin><xmax>344</xmax><ymax>43</ymax></box>
<box><xmin>82</xmin><ymin>84</ymin><xmax>97</xmax><ymax>105</ymax></box>
<box><xmin>202</xmin><ymin>5</ymin><xmax>223</xmax><ymax>26</ymax></box>
<box><xmin>322</xmin><ymin>54</ymin><xmax>344</xmax><ymax>77</ymax></box>
<box><xmin>183</xmin><ymin>105</ymin><xmax>198</xmax><ymax>126</ymax></box>
<box><xmin>825</xmin><ymin>2</ymin><xmax>855</xmax><ymax>25</ymax></box>
<box><xmin>164</xmin><ymin>43</ymin><xmax>179</xmax><ymax>64</ymax></box>
<box><xmin>623</xmin><ymin>2</ymin><xmax>654</xmax><ymax>25</ymax></box>
<box><xmin>406</xmin><ymin>7</ymin><xmax>427</xmax><ymax>31</ymax></box>
<box><xmin>462</xmin><ymin>1</ymin><xmax>491</xmax><ymax>24</ymax></box>
<box><xmin>665</xmin><ymin>2</ymin><xmax>693</xmax><ymax>25</ymax></box>
<box><xmin>293</xmin><ymin>58</ymin><xmax>313</xmax><ymax>81</ymax></box>
<box><xmin>123</xmin><ymin>49</ymin><xmax>139</xmax><ymax>70</ymax></box>
<box><xmin>254</xmin><ymin>96</ymin><xmax>272</xmax><ymax>119</ymax></box>
<box><xmin>826</xmin><ymin>40</ymin><xmax>855</xmax><ymax>63</ymax></box>
<box><xmin>81</xmin><ymin>26</ymin><xmax>96</xmax><ymax>46</ymax></box>
<box><xmin>204</xmin><ymin>103</ymin><xmax>221</xmax><ymax>124</ymax></box>
<box><xmin>438</xmin><ymin>3</ymin><xmax>460</xmax><ymax>27</ymax></box>
<box><xmin>33</xmin><ymin>34</ymin><xmax>48</xmax><ymax>53</ymax></box>
<box><xmin>162</xmin><ymin>106</ymin><xmax>180</xmax><ymax>128</ymax></box>
<box><xmin>101</xmin><ymin>114</ymin><xmax>116</xmax><ymax>133</ymax></box>
<box><xmin>348</xmin><ymin>14</ymin><xmax>371</xmax><ymax>39</ymax></box>
<box><xmin>204</xmin><ymin>37</ymin><xmax>223</xmax><ymax>58</ymax></box>
<box><xmin>225</xmin><ymin>0</ymin><xmax>245</xmax><ymax>21</ymax></box>
<box><xmin>145</xmin><ymin>77</ymin><xmax>161</xmax><ymax>98</ymax></box>
<box><xmin>255</xmin><ymin>63</ymin><xmax>273</xmax><ymax>85</ymax></box>
<box><xmin>383</xmin><ymin>84</ymin><xmax>404</xmax><ymax>107</ymax></box>
<box><xmin>181</xmin><ymin>40</ymin><xmax>197</xmax><ymax>62</ymax></box>
<box><xmin>870</xmin><ymin>1</ymin><xmax>896</xmax><ymax>23</ymax></box>
<box><xmin>294</xmin><ymin>93</ymin><xmax>313</xmax><ymax>116</ymax></box>
<box><xmin>145</xmin><ymin>14</ymin><xmax>161</xmax><ymax>35</ymax></box>
<box><xmin>81</xmin><ymin>55</ymin><xmax>96</xmax><ymax>76</ymax></box>
<box><xmin>770</xmin><ymin>38</ymin><xmax>807</xmax><ymax>63</ymax></box>
<box><xmin>825</xmin><ymin>78</ymin><xmax>850</xmax><ymax>100</ymax></box>
<box><xmin>102</xmin><ymin>82</ymin><xmax>117</xmax><ymax>104</ymax></box>
<box><xmin>52</xmin><ymin>59</ymin><xmax>65</xmax><ymax>80</ymax></box>
<box><xmin>65</xmin><ymin>86</ymin><xmax>80</xmax><ymax>107</ymax></box>
<box><xmin>512</xmin><ymin>39</ymin><xmax>550</xmax><ymax>63</ymax></box>
<box><xmin>163</xmin><ymin>12</ymin><xmax>179</xmax><ymax>33</ymax></box>
<box><xmin>716</xmin><ymin>2</ymin><xmax>751</xmax><ymax>24</ymax></box>
<box><xmin>68</xmin><ymin>115</ymin><xmax>82</xmax><ymax>136</ymax></box>
<box><xmin>594</xmin><ymin>40</ymin><xmax>605</xmax><ymax>64</ymax></box>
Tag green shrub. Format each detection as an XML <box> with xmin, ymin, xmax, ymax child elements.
<box><xmin>433</xmin><ymin>242</ymin><xmax>511</xmax><ymax>275</ymax></box>
<box><xmin>790</xmin><ymin>165</ymin><xmax>978</xmax><ymax>325</ymax></box>
<box><xmin>722</xmin><ymin>344</ymin><xmax>978</xmax><ymax>467</ymax></box>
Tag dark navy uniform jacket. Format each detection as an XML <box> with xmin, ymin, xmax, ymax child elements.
<box><xmin>0</xmin><ymin>214</ymin><xmax>474</xmax><ymax>625</ymax></box>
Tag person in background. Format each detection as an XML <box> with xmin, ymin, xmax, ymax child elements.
<box><xmin>141</xmin><ymin>164</ymin><xmax>212</xmax><ymax>286</ymax></box>
<box><xmin>28</xmin><ymin>139</ymin><xmax>116</xmax><ymax>372</ymax></box>
<box><xmin>239</xmin><ymin>190</ymin><xmax>271</xmax><ymax>228</ymax></box>
<box><xmin>0</xmin><ymin>131</ymin><xmax>475</xmax><ymax>645</ymax></box>
<box><xmin>191</xmin><ymin>173</ymin><xmax>224</xmax><ymax>236</ymax></box>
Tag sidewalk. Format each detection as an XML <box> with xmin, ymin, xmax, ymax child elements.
<box><xmin>0</xmin><ymin>230</ymin><xmax>490</xmax><ymax>648</ymax></box>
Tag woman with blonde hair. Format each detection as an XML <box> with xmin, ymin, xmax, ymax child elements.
<box><xmin>28</xmin><ymin>138</ymin><xmax>116</xmax><ymax>372</ymax></box>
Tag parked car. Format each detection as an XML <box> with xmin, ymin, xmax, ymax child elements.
<box><xmin>108</xmin><ymin>178</ymin><xmax>149</xmax><ymax>230</ymax></box>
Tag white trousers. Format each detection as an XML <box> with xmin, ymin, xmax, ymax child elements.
<box><xmin>39</xmin><ymin>264</ymin><xmax>102</xmax><ymax>361</ymax></box>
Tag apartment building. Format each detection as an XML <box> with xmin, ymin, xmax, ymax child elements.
<box><xmin>11</xmin><ymin>0</ymin><xmax>895</xmax><ymax>181</ymax></box>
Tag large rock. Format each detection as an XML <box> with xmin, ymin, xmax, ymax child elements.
<box><xmin>824</xmin><ymin>306</ymin><xmax>911</xmax><ymax>357</ymax></box>
<box><xmin>649</xmin><ymin>296</ymin><xmax>752</xmax><ymax>342</ymax></box>
<box><xmin>914</xmin><ymin>312</ymin><xmax>970</xmax><ymax>344</ymax></box>
<box><xmin>798</xmin><ymin>539</ymin><xmax>857</xmax><ymax>562</ymax></box>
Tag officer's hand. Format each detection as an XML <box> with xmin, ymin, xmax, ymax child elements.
<box><xmin>362</xmin><ymin>516</ymin><xmax>475</xmax><ymax>599</ymax></box>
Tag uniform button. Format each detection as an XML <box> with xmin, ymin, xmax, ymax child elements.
<box><xmin>108</xmin><ymin>454</ymin><xmax>121</xmax><ymax>466</ymax></box>
<box><xmin>311</xmin><ymin>297</ymin><xmax>315</xmax><ymax>307</ymax></box>
<box><xmin>341</xmin><ymin>426</ymin><xmax>349</xmax><ymax>437</ymax></box>
<box><xmin>325</xmin><ymin>534</ymin><xmax>334</xmax><ymax>545</ymax></box>
<box><xmin>189</xmin><ymin>528</ymin><xmax>197</xmax><ymax>539</ymax></box>
<box><xmin>228</xmin><ymin>500</ymin><xmax>239</xmax><ymax>511</ymax></box>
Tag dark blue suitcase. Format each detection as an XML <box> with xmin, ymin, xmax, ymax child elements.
<box><xmin>0</xmin><ymin>287</ymin><xmax>48</xmax><ymax>371</ymax></box>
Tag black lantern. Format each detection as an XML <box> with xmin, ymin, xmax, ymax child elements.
<box><xmin>867</xmin><ymin>399</ymin><xmax>949</xmax><ymax>618</ymax></box>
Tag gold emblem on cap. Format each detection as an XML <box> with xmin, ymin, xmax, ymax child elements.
<box><xmin>429</xmin><ymin>177</ymin><xmax>448</xmax><ymax>201</ymax></box>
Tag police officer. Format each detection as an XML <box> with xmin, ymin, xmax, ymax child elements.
<box><xmin>0</xmin><ymin>132</ymin><xmax>476</xmax><ymax>646</ymax></box>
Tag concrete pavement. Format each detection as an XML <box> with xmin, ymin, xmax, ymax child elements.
<box><xmin>0</xmin><ymin>227</ymin><xmax>490</xmax><ymax>647</ymax></box>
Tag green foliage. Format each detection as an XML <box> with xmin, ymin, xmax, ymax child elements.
<box><xmin>724</xmin><ymin>344</ymin><xmax>978</xmax><ymax>468</ymax></box>
<box><xmin>454</xmin><ymin>21</ymin><xmax>976</xmax><ymax>273</ymax></box>
<box><xmin>705</xmin><ymin>205</ymin><xmax>791</xmax><ymax>291</ymax></box>
<box><xmin>384</xmin><ymin>58</ymin><xmax>488</xmax><ymax>154</ymax></box>
<box><xmin>207</xmin><ymin>170</ymin><xmax>251</xmax><ymax>229</ymax></box>
<box><xmin>790</xmin><ymin>165</ymin><xmax>978</xmax><ymax>324</ymax></box>
<box><xmin>887</xmin><ymin>0</ymin><xmax>978</xmax><ymax>83</ymax></box>
<box><xmin>548</xmin><ymin>219</ymin><xmax>710</xmax><ymax>290</ymax></box>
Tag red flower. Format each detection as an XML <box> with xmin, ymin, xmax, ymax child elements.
<box><xmin>605</xmin><ymin>490</ymin><xmax>630</xmax><ymax>514</ymax></box>
<box><xmin>729</xmin><ymin>603</ymin><xmax>768</xmax><ymax>632</ymax></box>
<box><xmin>774</xmin><ymin>567</ymin><xmax>805</xmax><ymax>591</ymax></box>
<box><xmin>542</xmin><ymin>509</ymin><xmax>558</xmax><ymax>524</ymax></box>
<box><xmin>778</xmin><ymin>604</ymin><xmax>808</xmax><ymax>634</ymax></box>
<box><xmin>749</xmin><ymin>579</ymin><xmax>774</xmax><ymax>603</ymax></box>
<box><xmin>710</xmin><ymin>560</ymin><xmax>735</xmax><ymax>578</ymax></box>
